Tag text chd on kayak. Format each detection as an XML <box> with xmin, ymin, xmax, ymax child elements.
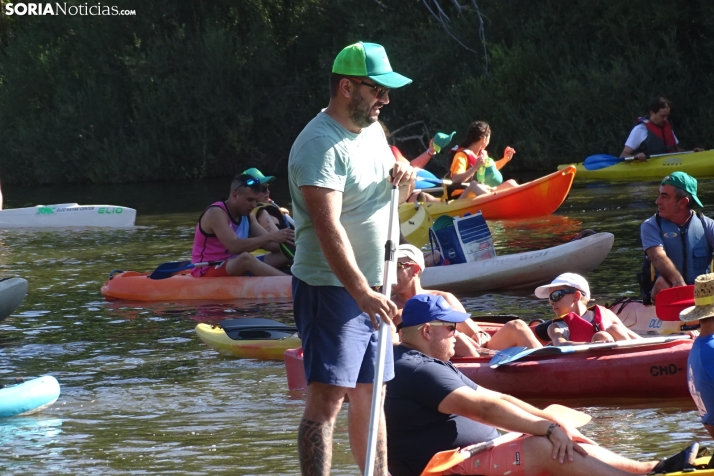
<box><xmin>4</xmin><ymin>3</ymin><xmax>136</xmax><ymax>16</ymax></box>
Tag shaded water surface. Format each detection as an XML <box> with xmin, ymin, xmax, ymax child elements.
<box><xmin>0</xmin><ymin>177</ymin><xmax>712</xmax><ymax>474</ymax></box>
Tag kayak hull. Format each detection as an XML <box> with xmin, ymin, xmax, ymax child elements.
<box><xmin>420</xmin><ymin>232</ymin><xmax>613</xmax><ymax>295</ymax></box>
<box><xmin>195</xmin><ymin>323</ymin><xmax>301</xmax><ymax>360</ymax></box>
<box><xmin>285</xmin><ymin>339</ymin><xmax>693</xmax><ymax>403</ymax></box>
<box><xmin>0</xmin><ymin>376</ymin><xmax>61</xmax><ymax>418</ymax></box>
<box><xmin>0</xmin><ymin>278</ymin><xmax>28</xmax><ymax>321</ymax></box>
<box><xmin>101</xmin><ymin>271</ymin><xmax>292</xmax><ymax>301</ymax></box>
<box><xmin>400</xmin><ymin>167</ymin><xmax>576</xmax><ymax>247</ymax></box>
<box><xmin>559</xmin><ymin>150</ymin><xmax>714</xmax><ymax>181</ymax></box>
<box><xmin>0</xmin><ymin>204</ymin><xmax>136</xmax><ymax>228</ymax></box>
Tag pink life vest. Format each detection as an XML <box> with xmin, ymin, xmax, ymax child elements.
<box><xmin>191</xmin><ymin>201</ymin><xmax>248</xmax><ymax>277</ymax></box>
<box><xmin>562</xmin><ymin>305</ymin><xmax>605</xmax><ymax>342</ymax></box>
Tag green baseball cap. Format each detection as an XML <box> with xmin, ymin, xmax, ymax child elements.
<box><xmin>332</xmin><ymin>42</ymin><xmax>412</xmax><ymax>89</ymax></box>
<box><xmin>662</xmin><ymin>171</ymin><xmax>703</xmax><ymax>207</ymax></box>
<box><xmin>432</xmin><ymin>131</ymin><xmax>456</xmax><ymax>153</ymax></box>
<box><xmin>242</xmin><ymin>167</ymin><xmax>275</xmax><ymax>185</ymax></box>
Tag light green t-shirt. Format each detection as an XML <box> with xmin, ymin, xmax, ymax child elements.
<box><xmin>288</xmin><ymin>111</ymin><xmax>393</xmax><ymax>287</ymax></box>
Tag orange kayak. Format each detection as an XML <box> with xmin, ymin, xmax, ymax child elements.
<box><xmin>101</xmin><ymin>271</ymin><xmax>292</xmax><ymax>301</ymax></box>
<box><xmin>400</xmin><ymin>167</ymin><xmax>576</xmax><ymax>247</ymax></box>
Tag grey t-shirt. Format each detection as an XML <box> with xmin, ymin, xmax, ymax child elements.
<box><xmin>288</xmin><ymin>111</ymin><xmax>393</xmax><ymax>287</ymax></box>
<box><xmin>641</xmin><ymin>213</ymin><xmax>714</xmax><ymax>252</ymax></box>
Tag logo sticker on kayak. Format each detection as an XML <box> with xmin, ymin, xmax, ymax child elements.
<box><xmin>98</xmin><ymin>207</ymin><xmax>123</xmax><ymax>214</ymax></box>
<box><xmin>663</xmin><ymin>158</ymin><xmax>684</xmax><ymax>166</ymax></box>
<box><xmin>36</xmin><ymin>207</ymin><xmax>55</xmax><ymax>215</ymax></box>
<box><xmin>650</xmin><ymin>364</ymin><xmax>682</xmax><ymax>376</ymax></box>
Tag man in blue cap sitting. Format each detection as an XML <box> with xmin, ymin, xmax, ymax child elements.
<box><xmin>640</xmin><ymin>172</ymin><xmax>714</xmax><ymax>301</ymax></box>
<box><xmin>385</xmin><ymin>294</ymin><xmax>690</xmax><ymax>476</ymax></box>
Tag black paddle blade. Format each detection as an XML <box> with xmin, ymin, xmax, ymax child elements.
<box><xmin>148</xmin><ymin>260</ymin><xmax>193</xmax><ymax>280</ymax></box>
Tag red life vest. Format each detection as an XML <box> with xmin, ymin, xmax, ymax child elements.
<box><xmin>451</xmin><ymin>147</ymin><xmax>480</xmax><ymax>167</ymax></box>
<box><xmin>562</xmin><ymin>305</ymin><xmax>604</xmax><ymax>342</ymax></box>
<box><xmin>640</xmin><ymin>118</ymin><xmax>677</xmax><ymax>153</ymax></box>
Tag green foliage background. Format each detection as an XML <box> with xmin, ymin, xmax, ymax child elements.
<box><xmin>0</xmin><ymin>0</ymin><xmax>713</xmax><ymax>184</ymax></box>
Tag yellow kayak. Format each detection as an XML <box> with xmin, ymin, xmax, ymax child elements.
<box><xmin>559</xmin><ymin>150</ymin><xmax>714</xmax><ymax>181</ymax></box>
<box><xmin>195</xmin><ymin>319</ymin><xmax>300</xmax><ymax>360</ymax></box>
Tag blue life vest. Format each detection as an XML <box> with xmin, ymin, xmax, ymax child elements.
<box><xmin>658</xmin><ymin>213</ymin><xmax>712</xmax><ymax>284</ymax></box>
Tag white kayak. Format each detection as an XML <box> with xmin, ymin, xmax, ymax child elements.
<box><xmin>421</xmin><ymin>232</ymin><xmax>614</xmax><ymax>295</ymax></box>
<box><xmin>0</xmin><ymin>203</ymin><xmax>136</xmax><ymax>228</ymax></box>
<box><xmin>0</xmin><ymin>278</ymin><xmax>28</xmax><ymax>321</ymax></box>
<box><xmin>0</xmin><ymin>376</ymin><xmax>60</xmax><ymax>418</ymax></box>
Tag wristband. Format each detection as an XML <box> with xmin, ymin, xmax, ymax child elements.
<box><xmin>545</xmin><ymin>422</ymin><xmax>560</xmax><ymax>438</ymax></box>
<box><xmin>427</xmin><ymin>149</ymin><xmax>435</xmax><ymax>156</ymax></box>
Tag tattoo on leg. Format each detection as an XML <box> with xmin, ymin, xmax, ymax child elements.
<box><xmin>374</xmin><ymin>433</ymin><xmax>388</xmax><ymax>476</ymax></box>
<box><xmin>298</xmin><ymin>418</ymin><xmax>333</xmax><ymax>476</ymax></box>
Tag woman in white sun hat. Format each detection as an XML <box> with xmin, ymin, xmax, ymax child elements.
<box><xmin>535</xmin><ymin>273</ymin><xmax>641</xmax><ymax>346</ymax></box>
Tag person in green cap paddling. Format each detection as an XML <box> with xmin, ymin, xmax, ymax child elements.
<box><xmin>288</xmin><ymin>41</ymin><xmax>415</xmax><ymax>475</ymax></box>
<box><xmin>640</xmin><ymin>172</ymin><xmax>714</xmax><ymax>301</ymax></box>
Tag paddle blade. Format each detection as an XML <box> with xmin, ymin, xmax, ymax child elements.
<box><xmin>489</xmin><ymin>346</ymin><xmax>529</xmax><ymax>368</ymax></box>
<box><xmin>656</xmin><ymin>286</ymin><xmax>695</xmax><ymax>321</ymax></box>
<box><xmin>420</xmin><ymin>448</ymin><xmax>466</xmax><ymax>474</ymax></box>
<box><xmin>583</xmin><ymin>154</ymin><xmax>622</xmax><ymax>171</ymax></box>
<box><xmin>148</xmin><ymin>260</ymin><xmax>193</xmax><ymax>280</ymax></box>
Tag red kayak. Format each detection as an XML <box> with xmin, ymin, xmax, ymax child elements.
<box><xmin>285</xmin><ymin>337</ymin><xmax>693</xmax><ymax>403</ymax></box>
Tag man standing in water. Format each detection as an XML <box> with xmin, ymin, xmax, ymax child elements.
<box><xmin>288</xmin><ymin>42</ymin><xmax>416</xmax><ymax>475</ymax></box>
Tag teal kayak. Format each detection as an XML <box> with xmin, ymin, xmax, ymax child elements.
<box><xmin>0</xmin><ymin>376</ymin><xmax>61</xmax><ymax>418</ymax></box>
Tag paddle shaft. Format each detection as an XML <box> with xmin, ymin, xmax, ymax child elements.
<box><xmin>364</xmin><ymin>184</ymin><xmax>401</xmax><ymax>476</ymax></box>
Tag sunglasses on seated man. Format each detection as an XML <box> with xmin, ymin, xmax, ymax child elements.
<box><xmin>347</xmin><ymin>77</ymin><xmax>390</xmax><ymax>99</ymax></box>
<box><xmin>549</xmin><ymin>289</ymin><xmax>578</xmax><ymax>303</ymax></box>
<box><xmin>233</xmin><ymin>174</ymin><xmax>262</xmax><ymax>191</ymax></box>
<box><xmin>416</xmin><ymin>321</ymin><xmax>457</xmax><ymax>335</ymax></box>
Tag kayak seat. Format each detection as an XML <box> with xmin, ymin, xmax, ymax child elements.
<box><xmin>572</xmin><ymin>229</ymin><xmax>597</xmax><ymax>241</ymax></box>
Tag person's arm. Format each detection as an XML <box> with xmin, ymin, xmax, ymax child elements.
<box><xmin>547</xmin><ymin>322</ymin><xmax>582</xmax><ymax>347</ymax></box>
<box><xmin>391</xmin><ymin>160</ymin><xmax>417</xmax><ymax>203</ymax></box>
<box><xmin>439</xmin><ymin>385</ymin><xmax>591</xmax><ymax>462</ymax></box>
<box><xmin>247</xmin><ymin>212</ymin><xmax>294</xmax><ymax>253</ymax></box>
<box><xmin>646</xmin><ymin>246</ymin><xmax>686</xmax><ymax>287</ymax></box>
<box><xmin>450</xmin><ymin>152</ymin><xmax>485</xmax><ymax>184</ymax></box>
<box><xmin>409</xmin><ymin>139</ymin><xmax>436</xmax><ymax>169</ymax></box>
<box><xmin>601</xmin><ymin>308</ymin><xmax>641</xmax><ymax>339</ymax></box>
<box><xmin>202</xmin><ymin>207</ymin><xmax>293</xmax><ymax>255</ymax></box>
<box><xmin>620</xmin><ymin>126</ymin><xmax>647</xmax><ymax>160</ymax></box>
<box><xmin>301</xmin><ymin>185</ymin><xmax>397</xmax><ymax>328</ymax></box>
<box><xmin>493</xmin><ymin>147</ymin><xmax>515</xmax><ymax>170</ymax></box>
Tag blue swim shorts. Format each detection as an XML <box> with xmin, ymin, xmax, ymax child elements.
<box><xmin>292</xmin><ymin>277</ymin><xmax>394</xmax><ymax>387</ymax></box>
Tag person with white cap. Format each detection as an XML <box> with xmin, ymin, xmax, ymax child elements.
<box><xmin>385</xmin><ymin>293</ymin><xmax>683</xmax><ymax>476</ymax></box>
<box><xmin>392</xmin><ymin>244</ymin><xmax>541</xmax><ymax>357</ymax></box>
<box><xmin>288</xmin><ymin>41</ymin><xmax>416</xmax><ymax>475</ymax></box>
<box><xmin>535</xmin><ymin>273</ymin><xmax>640</xmax><ymax>346</ymax></box>
<box><xmin>681</xmin><ymin>273</ymin><xmax>714</xmax><ymax>439</ymax></box>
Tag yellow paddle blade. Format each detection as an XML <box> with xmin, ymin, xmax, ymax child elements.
<box><xmin>420</xmin><ymin>448</ymin><xmax>467</xmax><ymax>475</ymax></box>
<box><xmin>400</xmin><ymin>203</ymin><xmax>431</xmax><ymax>248</ymax></box>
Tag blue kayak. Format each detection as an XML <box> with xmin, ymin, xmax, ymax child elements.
<box><xmin>0</xmin><ymin>376</ymin><xmax>61</xmax><ymax>418</ymax></box>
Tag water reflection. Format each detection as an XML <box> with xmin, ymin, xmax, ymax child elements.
<box><xmin>0</xmin><ymin>178</ymin><xmax>713</xmax><ymax>474</ymax></box>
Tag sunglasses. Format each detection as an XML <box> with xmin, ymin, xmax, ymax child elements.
<box><xmin>417</xmin><ymin>321</ymin><xmax>457</xmax><ymax>335</ymax></box>
<box><xmin>348</xmin><ymin>77</ymin><xmax>390</xmax><ymax>99</ymax></box>
<box><xmin>396</xmin><ymin>261</ymin><xmax>417</xmax><ymax>270</ymax></box>
<box><xmin>233</xmin><ymin>174</ymin><xmax>261</xmax><ymax>191</ymax></box>
<box><xmin>261</xmin><ymin>185</ymin><xmax>270</xmax><ymax>193</ymax></box>
<box><xmin>549</xmin><ymin>289</ymin><xmax>577</xmax><ymax>303</ymax></box>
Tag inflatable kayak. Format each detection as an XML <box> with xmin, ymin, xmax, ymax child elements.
<box><xmin>0</xmin><ymin>278</ymin><xmax>28</xmax><ymax>321</ymax></box>
<box><xmin>400</xmin><ymin>167</ymin><xmax>576</xmax><ymax>247</ymax></box>
<box><xmin>558</xmin><ymin>150</ymin><xmax>714</xmax><ymax>181</ymax></box>
<box><xmin>285</xmin><ymin>336</ymin><xmax>693</xmax><ymax>402</ymax></box>
<box><xmin>610</xmin><ymin>298</ymin><xmax>698</xmax><ymax>335</ymax></box>
<box><xmin>198</xmin><ymin>318</ymin><xmax>506</xmax><ymax>361</ymax></box>
<box><xmin>101</xmin><ymin>271</ymin><xmax>292</xmax><ymax>301</ymax></box>
<box><xmin>0</xmin><ymin>376</ymin><xmax>60</xmax><ymax>418</ymax></box>
<box><xmin>0</xmin><ymin>203</ymin><xmax>136</xmax><ymax>228</ymax></box>
<box><xmin>421</xmin><ymin>232</ymin><xmax>613</xmax><ymax>295</ymax></box>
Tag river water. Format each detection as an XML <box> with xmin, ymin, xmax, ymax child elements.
<box><xmin>0</xmin><ymin>176</ymin><xmax>712</xmax><ymax>474</ymax></box>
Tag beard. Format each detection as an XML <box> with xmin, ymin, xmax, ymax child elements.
<box><xmin>348</xmin><ymin>92</ymin><xmax>377</xmax><ymax>129</ymax></box>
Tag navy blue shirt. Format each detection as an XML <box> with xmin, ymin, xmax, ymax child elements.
<box><xmin>385</xmin><ymin>345</ymin><xmax>499</xmax><ymax>476</ymax></box>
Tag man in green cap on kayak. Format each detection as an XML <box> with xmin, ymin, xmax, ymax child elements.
<box><xmin>288</xmin><ymin>41</ymin><xmax>415</xmax><ymax>475</ymax></box>
<box><xmin>640</xmin><ymin>172</ymin><xmax>714</xmax><ymax>301</ymax></box>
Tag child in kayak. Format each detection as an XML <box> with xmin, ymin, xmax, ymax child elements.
<box><xmin>535</xmin><ymin>273</ymin><xmax>641</xmax><ymax>346</ymax></box>
<box><xmin>448</xmin><ymin>121</ymin><xmax>518</xmax><ymax>199</ymax></box>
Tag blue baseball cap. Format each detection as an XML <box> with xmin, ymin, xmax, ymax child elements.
<box><xmin>401</xmin><ymin>294</ymin><xmax>471</xmax><ymax>328</ymax></box>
